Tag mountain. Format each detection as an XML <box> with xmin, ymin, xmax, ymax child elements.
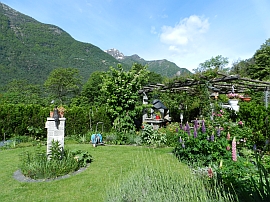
<box><xmin>0</xmin><ymin>2</ymin><xmax>123</xmax><ymax>90</ymax></box>
<box><xmin>104</xmin><ymin>48</ymin><xmax>125</xmax><ymax>60</ymax></box>
<box><xmin>105</xmin><ymin>48</ymin><xmax>191</xmax><ymax>77</ymax></box>
<box><xmin>0</xmin><ymin>2</ymin><xmax>190</xmax><ymax>92</ymax></box>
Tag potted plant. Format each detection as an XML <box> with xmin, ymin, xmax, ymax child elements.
<box><xmin>240</xmin><ymin>94</ymin><xmax>251</xmax><ymax>102</ymax></box>
<box><xmin>226</xmin><ymin>92</ymin><xmax>241</xmax><ymax>112</ymax></box>
<box><xmin>58</xmin><ymin>106</ymin><xmax>66</xmax><ymax>118</ymax></box>
<box><xmin>155</xmin><ymin>110</ymin><xmax>161</xmax><ymax>120</ymax></box>
<box><xmin>226</xmin><ymin>93</ymin><xmax>240</xmax><ymax>104</ymax></box>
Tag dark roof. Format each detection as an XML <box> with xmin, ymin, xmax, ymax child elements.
<box><xmin>152</xmin><ymin>99</ymin><xmax>167</xmax><ymax>109</ymax></box>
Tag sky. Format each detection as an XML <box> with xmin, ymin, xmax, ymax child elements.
<box><xmin>1</xmin><ymin>0</ymin><xmax>270</xmax><ymax>72</ymax></box>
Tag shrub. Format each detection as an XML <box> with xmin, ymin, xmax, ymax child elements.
<box><xmin>140</xmin><ymin>124</ymin><xmax>167</xmax><ymax>147</ymax></box>
<box><xmin>19</xmin><ymin>141</ymin><xmax>92</xmax><ymax>179</ymax></box>
<box><xmin>158</xmin><ymin>122</ymin><xmax>181</xmax><ymax>147</ymax></box>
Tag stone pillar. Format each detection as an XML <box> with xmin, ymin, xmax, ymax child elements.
<box><xmin>45</xmin><ymin>117</ymin><xmax>66</xmax><ymax>155</ymax></box>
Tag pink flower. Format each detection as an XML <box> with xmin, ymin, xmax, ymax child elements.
<box><xmin>227</xmin><ymin>93</ymin><xmax>240</xmax><ymax>99</ymax></box>
<box><xmin>208</xmin><ymin>167</ymin><xmax>213</xmax><ymax>178</ymax></box>
<box><xmin>227</xmin><ymin>132</ymin><xmax>230</xmax><ymax>140</ymax></box>
<box><xmin>232</xmin><ymin>137</ymin><xmax>237</xmax><ymax>161</ymax></box>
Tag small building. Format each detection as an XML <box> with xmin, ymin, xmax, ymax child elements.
<box><xmin>143</xmin><ymin>99</ymin><xmax>171</xmax><ymax>129</ymax></box>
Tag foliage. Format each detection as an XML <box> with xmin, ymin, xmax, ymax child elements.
<box><xmin>172</xmin><ymin>103</ymin><xmax>270</xmax><ymax>202</ymax></box>
<box><xmin>140</xmin><ymin>124</ymin><xmax>167</xmax><ymax>147</ymax></box>
<box><xmin>0</xmin><ymin>104</ymin><xmax>112</xmax><ymax>140</ymax></box>
<box><xmin>173</xmin><ymin>121</ymin><xmax>231</xmax><ymax>166</ymax></box>
<box><xmin>121</xmin><ymin>55</ymin><xmax>191</xmax><ymax>78</ymax></box>
<box><xmin>0</xmin><ymin>3</ymin><xmax>123</xmax><ymax>91</ymax></box>
<box><xmin>248</xmin><ymin>39</ymin><xmax>270</xmax><ymax>80</ymax></box>
<box><xmin>250</xmin><ymin>147</ymin><xmax>270</xmax><ymax>202</ymax></box>
<box><xmin>238</xmin><ymin>101</ymin><xmax>270</xmax><ymax>147</ymax></box>
<box><xmin>230</xmin><ymin>58</ymin><xmax>253</xmax><ymax>77</ymax></box>
<box><xmin>19</xmin><ymin>141</ymin><xmax>92</xmax><ymax>179</ymax></box>
<box><xmin>101</xmin><ymin>64</ymin><xmax>149</xmax><ymax>133</ymax></box>
<box><xmin>0</xmin><ymin>104</ymin><xmax>48</xmax><ymax>140</ymax></box>
<box><xmin>0</xmin><ymin>79</ymin><xmax>45</xmax><ymax>104</ymax></box>
<box><xmin>194</xmin><ymin>55</ymin><xmax>229</xmax><ymax>73</ymax></box>
<box><xmin>80</xmin><ymin>71</ymin><xmax>106</xmax><ymax>105</ymax></box>
<box><xmin>172</xmin><ymin>107</ymin><xmax>254</xmax><ymax>166</ymax></box>
<box><xmin>44</xmin><ymin>67</ymin><xmax>82</xmax><ymax>105</ymax></box>
<box><xmin>158</xmin><ymin>122</ymin><xmax>181</xmax><ymax>147</ymax></box>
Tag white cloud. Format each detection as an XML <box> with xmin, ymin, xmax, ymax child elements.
<box><xmin>160</xmin><ymin>15</ymin><xmax>209</xmax><ymax>47</ymax></box>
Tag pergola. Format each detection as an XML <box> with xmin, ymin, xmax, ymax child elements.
<box><xmin>139</xmin><ymin>73</ymin><xmax>270</xmax><ymax>111</ymax></box>
<box><xmin>140</xmin><ymin>73</ymin><xmax>270</xmax><ymax>94</ymax></box>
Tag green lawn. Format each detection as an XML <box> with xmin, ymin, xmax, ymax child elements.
<box><xmin>0</xmin><ymin>144</ymin><xmax>178</xmax><ymax>202</ymax></box>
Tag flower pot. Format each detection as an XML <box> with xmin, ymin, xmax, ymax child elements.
<box><xmin>228</xmin><ymin>100</ymin><xmax>238</xmax><ymax>105</ymax></box>
<box><xmin>60</xmin><ymin>112</ymin><xmax>64</xmax><ymax>118</ymax></box>
<box><xmin>241</xmin><ymin>97</ymin><xmax>251</xmax><ymax>102</ymax></box>
<box><xmin>228</xmin><ymin>100</ymin><xmax>239</xmax><ymax>112</ymax></box>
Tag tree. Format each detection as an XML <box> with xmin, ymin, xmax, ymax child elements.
<box><xmin>194</xmin><ymin>55</ymin><xmax>229</xmax><ymax>73</ymax></box>
<box><xmin>44</xmin><ymin>68</ymin><xmax>82</xmax><ymax>105</ymax></box>
<box><xmin>248</xmin><ymin>39</ymin><xmax>270</xmax><ymax>80</ymax></box>
<box><xmin>147</xmin><ymin>71</ymin><xmax>163</xmax><ymax>85</ymax></box>
<box><xmin>0</xmin><ymin>79</ymin><xmax>43</xmax><ymax>104</ymax></box>
<box><xmin>81</xmin><ymin>71</ymin><xmax>106</xmax><ymax>105</ymax></box>
<box><xmin>230</xmin><ymin>59</ymin><xmax>253</xmax><ymax>77</ymax></box>
<box><xmin>101</xmin><ymin>64</ymin><xmax>149</xmax><ymax>132</ymax></box>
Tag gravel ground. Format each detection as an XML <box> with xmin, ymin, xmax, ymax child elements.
<box><xmin>13</xmin><ymin>165</ymin><xmax>89</xmax><ymax>183</ymax></box>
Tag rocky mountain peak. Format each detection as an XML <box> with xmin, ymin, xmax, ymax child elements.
<box><xmin>104</xmin><ymin>48</ymin><xmax>125</xmax><ymax>60</ymax></box>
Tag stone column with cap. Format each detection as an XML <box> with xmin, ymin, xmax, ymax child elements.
<box><xmin>45</xmin><ymin>117</ymin><xmax>66</xmax><ymax>156</ymax></box>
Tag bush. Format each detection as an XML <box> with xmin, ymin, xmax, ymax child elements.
<box><xmin>19</xmin><ymin>141</ymin><xmax>92</xmax><ymax>179</ymax></box>
<box><xmin>0</xmin><ymin>104</ymin><xmax>112</xmax><ymax>140</ymax></box>
<box><xmin>140</xmin><ymin>124</ymin><xmax>167</xmax><ymax>147</ymax></box>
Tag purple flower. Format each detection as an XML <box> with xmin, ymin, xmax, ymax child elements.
<box><xmin>176</xmin><ymin>128</ymin><xmax>179</xmax><ymax>133</ymax></box>
<box><xmin>211</xmin><ymin>134</ymin><xmax>214</xmax><ymax>142</ymax></box>
<box><xmin>217</xmin><ymin>127</ymin><xmax>220</xmax><ymax>137</ymax></box>
<box><xmin>194</xmin><ymin>127</ymin><xmax>197</xmax><ymax>138</ymax></box>
<box><xmin>202</xmin><ymin>120</ymin><xmax>206</xmax><ymax>133</ymax></box>
<box><xmin>179</xmin><ymin>136</ymin><xmax>182</xmax><ymax>143</ymax></box>
<box><xmin>180</xmin><ymin>123</ymin><xmax>183</xmax><ymax>130</ymax></box>
<box><xmin>194</xmin><ymin>119</ymin><xmax>198</xmax><ymax>130</ymax></box>
<box><xmin>253</xmin><ymin>144</ymin><xmax>257</xmax><ymax>151</ymax></box>
<box><xmin>182</xmin><ymin>142</ymin><xmax>185</xmax><ymax>148</ymax></box>
<box><xmin>186</xmin><ymin>122</ymin><xmax>190</xmax><ymax>136</ymax></box>
<box><xmin>187</xmin><ymin>130</ymin><xmax>190</xmax><ymax>136</ymax></box>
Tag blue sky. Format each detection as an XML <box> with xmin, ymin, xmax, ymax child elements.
<box><xmin>1</xmin><ymin>0</ymin><xmax>270</xmax><ymax>71</ymax></box>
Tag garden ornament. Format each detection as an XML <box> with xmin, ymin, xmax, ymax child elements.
<box><xmin>53</xmin><ymin>106</ymin><xmax>60</xmax><ymax>129</ymax></box>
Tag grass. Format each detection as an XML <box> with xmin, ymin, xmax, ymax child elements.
<box><xmin>0</xmin><ymin>145</ymin><xmax>174</xmax><ymax>201</ymax></box>
<box><xmin>0</xmin><ymin>144</ymin><xmax>234</xmax><ymax>202</ymax></box>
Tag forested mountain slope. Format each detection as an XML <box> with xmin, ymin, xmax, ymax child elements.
<box><xmin>0</xmin><ymin>2</ymin><xmax>121</xmax><ymax>89</ymax></box>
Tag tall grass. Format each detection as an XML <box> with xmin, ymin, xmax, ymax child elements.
<box><xmin>105</xmin><ymin>151</ymin><xmax>236</xmax><ymax>202</ymax></box>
